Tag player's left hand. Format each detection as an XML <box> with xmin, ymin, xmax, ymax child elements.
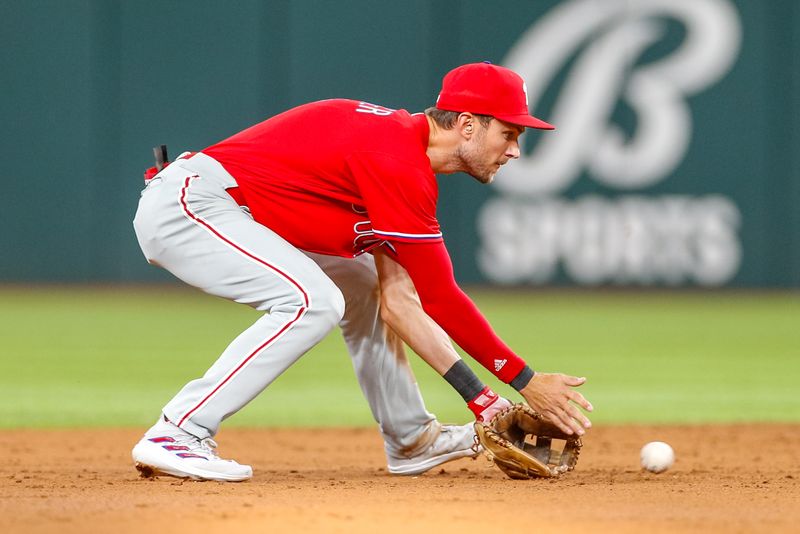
<box><xmin>473</xmin><ymin>403</ymin><xmax>583</xmax><ymax>479</ymax></box>
<box><xmin>519</xmin><ymin>372</ymin><xmax>593</xmax><ymax>436</ymax></box>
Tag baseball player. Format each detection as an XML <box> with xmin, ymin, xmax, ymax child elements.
<box><xmin>131</xmin><ymin>62</ymin><xmax>593</xmax><ymax>481</ymax></box>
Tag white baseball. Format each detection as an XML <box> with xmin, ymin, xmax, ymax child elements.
<box><xmin>640</xmin><ymin>441</ymin><xmax>675</xmax><ymax>473</ymax></box>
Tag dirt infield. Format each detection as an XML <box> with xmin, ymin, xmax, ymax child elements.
<box><xmin>2</xmin><ymin>424</ymin><xmax>798</xmax><ymax>533</ymax></box>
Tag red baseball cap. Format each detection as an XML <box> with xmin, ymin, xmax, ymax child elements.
<box><xmin>435</xmin><ymin>62</ymin><xmax>554</xmax><ymax>130</ymax></box>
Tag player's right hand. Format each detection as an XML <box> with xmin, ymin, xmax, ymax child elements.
<box><xmin>519</xmin><ymin>372</ymin><xmax>593</xmax><ymax>436</ymax></box>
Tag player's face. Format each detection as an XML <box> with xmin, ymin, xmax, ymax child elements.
<box><xmin>458</xmin><ymin>119</ymin><xmax>524</xmax><ymax>184</ymax></box>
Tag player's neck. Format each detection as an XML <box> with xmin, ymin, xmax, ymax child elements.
<box><xmin>425</xmin><ymin>115</ymin><xmax>465</xmax><ymax>175</ymax></box>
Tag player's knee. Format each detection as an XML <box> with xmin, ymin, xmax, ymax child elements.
<box><xmin>264</xmin><ymin>284</ymin><xmax>343</xmax><ymax>333</ymax></box>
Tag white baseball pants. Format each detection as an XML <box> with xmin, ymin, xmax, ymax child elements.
<box><xmin>132</xmin><ymin>153</ymin><xmax>436</xmax><ymax>456</ymax></box>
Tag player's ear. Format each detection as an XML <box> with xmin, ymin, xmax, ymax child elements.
<box><xmin>457</xmin><ymin>112</ymin><xmax>475</xmax><ymax>139</ymax></box>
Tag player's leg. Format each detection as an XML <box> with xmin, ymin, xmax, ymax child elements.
<box><xmin>305</xmin><ymin>252</ymin><xmax>478</xmax><ymax>475</ymax></box>
<box><xmin>131</xmin><ymin>155</ymin><xmax>344</xmax><ymax>480</ymax></box>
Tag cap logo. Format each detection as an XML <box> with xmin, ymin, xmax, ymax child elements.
<box><xmin>522</xmin><ymin>82</ymin><xmax>529</xmax><ymax>106</ymax></box>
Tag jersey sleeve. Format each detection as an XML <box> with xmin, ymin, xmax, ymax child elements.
<box><xmin>346</xmin><ymin>151</ymin><xmax>443</xmax><ymax>244</ymax></box>
<box><xmin>389</xmin><ymin>240</ymin><xmax>528</xmax><ymax>384</ymax></box>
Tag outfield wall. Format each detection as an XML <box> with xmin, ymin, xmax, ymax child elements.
<box><xmin>2</xmin><ymin>0</ymin><xmax>797</xmax><ymax>287</ymax></box>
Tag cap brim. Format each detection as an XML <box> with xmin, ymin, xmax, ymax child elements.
<box><xmin>494</xmin><ymin>113</ymin><xmax>555</xmax><ymax>130</ymax></box>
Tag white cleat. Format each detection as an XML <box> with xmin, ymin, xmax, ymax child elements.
<box><xmin>132</xmin><ymin>418</ymin><xmax>252</xmax><ymax>482</ymax></box>
<box><xmin>387</xmin><ymin>423</ymin><xmax>480</xmax><ymax>476</ymax></box>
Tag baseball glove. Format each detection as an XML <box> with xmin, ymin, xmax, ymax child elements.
<box><xmin>474</xmin><ymin>403</ymin><xmax>582</xmax><ymax>479</ymax></box>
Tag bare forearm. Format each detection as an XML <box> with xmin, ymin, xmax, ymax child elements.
<box><xmin>375</xmin><ymin>250</ymin><xmax>460</xmax><ymax>375</ymax></box>
<box><xmin>384</xmin><ymin>305</ymin><xmax>460</xmax><ymax>375</ymax></box>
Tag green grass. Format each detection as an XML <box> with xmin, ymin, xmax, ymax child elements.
<box><xmin>0</xmin><ymin>286</ymin><xmax>798</xmax><ymax>428</ymax></box>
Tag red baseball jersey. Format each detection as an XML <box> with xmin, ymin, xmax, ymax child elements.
<box><xmin>203</xmin><ymin>98</ymin><xmax>528</xmax><ymax>384</ymax></box>
<box><xmin>203</xmin><ymin>99</ymin><xmax>442</xmax><ymax>257</ymax></box>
